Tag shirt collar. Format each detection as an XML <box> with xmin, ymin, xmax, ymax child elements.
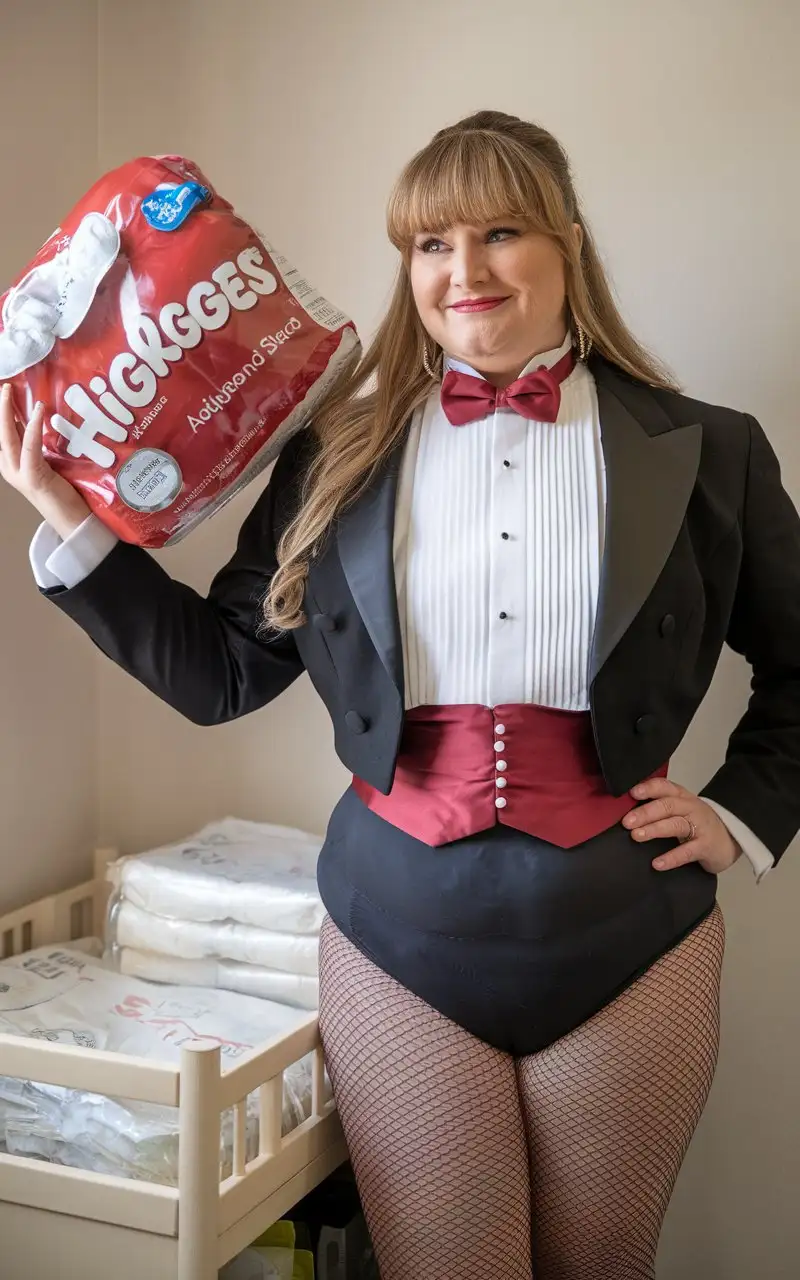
<box><xmin>443</xmin><ymin>329</ymin><xmax>574</xmax><ymax>381</ymax></box>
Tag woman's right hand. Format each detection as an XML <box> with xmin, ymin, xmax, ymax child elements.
<box><xmin>0</xmin><ymin>382</ymin><xmax>91</xmax><ymax>540</ymax></box>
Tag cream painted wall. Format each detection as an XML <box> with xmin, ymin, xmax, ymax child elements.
<box><xmin>2</xmin><ymin>0</ymin><xmax>797</xmax><ymax>1272</ymax></box>
<box><xmin>0</xmin><ymin>0</ymin><xmax>99</xmax><ymax>908</ymax></box>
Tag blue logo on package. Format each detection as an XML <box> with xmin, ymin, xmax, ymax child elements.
<box><xmin>141</xmin><ymin>181</ymin><xmax>211</xmax><ymax>232</ymax></box>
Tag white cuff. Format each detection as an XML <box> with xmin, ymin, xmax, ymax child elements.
<box><xmin>704</xmin><ymin>799</ymin><xmax>775</xmax><ymax>884</ymax></box>
<box><xmin>30</xmin><ymin>514</ymin><xmax>119</xmax><ymax>590</ymax></box>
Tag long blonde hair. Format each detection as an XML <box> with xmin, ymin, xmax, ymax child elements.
<box><xmin>266</xmin><ymin>110</ymin><xmax>680</xmax><ymax>631</ymax></box>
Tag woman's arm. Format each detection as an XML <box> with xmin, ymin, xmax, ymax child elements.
<box><xmin>700</xmin><ymin>414</ymin><xmax>800</xmax><ymax>861</ymax></box>
<box><xmin>38</xmin><ymin>435</ymin><xmax>307</xmax><ymax>725</ymax></box>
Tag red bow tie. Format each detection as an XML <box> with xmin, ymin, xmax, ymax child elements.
<box><xmin>440</xmin><ymin>347</ymin><xmax>577</xmax><ymax>426</ymax></box>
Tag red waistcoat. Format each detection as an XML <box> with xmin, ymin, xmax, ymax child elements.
<box><xmin>352</xmin><ymin>703</ymin><xmax>667</xmax><ymax>848</ymax></box>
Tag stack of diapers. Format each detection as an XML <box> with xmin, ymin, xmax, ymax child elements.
<box><xmin>0</xmin><ymin>943</ymin><xmax>324</xmax><ymax>1184</ymax></box>
<box><xmin>106</xmin><ymin>818</ymin><xmax>325</xmax><ymax>1011</ymax></box>
<box><xmin>0</xmin><ymin>154</ymin><xmax>359</xmax><ymax>546</ymax></box>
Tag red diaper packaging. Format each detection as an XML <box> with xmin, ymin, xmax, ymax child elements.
<box><xmin>0</xmin><ymin>156</ymin><xmax>359</xmax><ymax>546</ymax></box>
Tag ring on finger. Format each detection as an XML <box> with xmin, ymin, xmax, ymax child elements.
<box><xmin>678</xmin><ymin>817</ymin><xmax>697</xmax><ymax>844</ymax></box>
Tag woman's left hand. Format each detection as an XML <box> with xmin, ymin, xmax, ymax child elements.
<box><xmin>623</xmin><ymin>778</ymin><xmax>742</xmax><ymax>874</ymax></box>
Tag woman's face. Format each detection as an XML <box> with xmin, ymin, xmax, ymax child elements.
<box><xmin>409</xmin><ymin>220</ymin><xmax>578</xmax><ymax>386</ymax></box>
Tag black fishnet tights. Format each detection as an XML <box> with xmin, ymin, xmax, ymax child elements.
<box><xmin>519</xmin><ymin>902</ymin><xmax>725</xmax><ymax>1277</ymax></box>
<box><xmin>319</xmin><ymin>905</ymin><xmax>724</xmax><ymax>1280</ymax></box>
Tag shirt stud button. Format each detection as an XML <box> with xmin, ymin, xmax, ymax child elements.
<box><xmin>496</xmin><ymin>777</ymin><xmax>507</xmax><ymax>789</ymax></box>
<box><xmin>495</xmin><ymin>723</ymin><xmax>505</xmax><ymax>735</ymax></box>
<box><xmin>502</xmin><ymin>459</ymin><xmax>511</xmax><ymax>468</ymax></box>
<box><xmin>498</xmin><ymin>611</ymin><xmax>508</xmax><ymax>620</ymax></box>
<box><xmin>495</xmin><ymin>796</ymin><xmax>507</xmax><ymax>809</ymax></box>
<box><xmin>496</xmin><ymin>759</ymin><xmax>507</xmax><ymax>772</ymax></box>
<box><xmin>494</xmin><ymin>740</ymin><xmax>505</xmax><ymax>752</ymax></box>
<box><xmin>501</xmin><ymin>531</ymin><xmax>510</xmax><ymax>540</ymax></box>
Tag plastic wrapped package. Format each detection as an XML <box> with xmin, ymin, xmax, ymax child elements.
<box><xmin>107</xmin><ymin>898</ymin><xmax>320</xmax><ymax>975</ymax></box>
<box><xmin>106</xmin><ymin>818</ymin><xmax>325</xmax><ymax>934</ymax></box>
<box><xmin>0</xmin><ymin>156</ymin><xmax>359</xmax><ymax>547</ymax></box>
<box><xmin>0</xmin><ymin>945</ymin><xmax>328</xmax><ymax>1185</ymax></box>
<box><xmin>103</xmin><ymin>819</ymin><xmax>325</xmax><ymax>1010</ymax></box>
<box><xmin>116</xmin><ymin>948</ymin><xmax>319</xmax><ymax>1011</ymax></box>
<box><xmin>0</xmin><ymin>1078</ymin><xmax>307</xmax><ymax>1186</ymax></box>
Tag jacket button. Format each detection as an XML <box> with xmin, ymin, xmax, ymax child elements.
<box><xmin>659</xmin><ymin>614</ymin><xmax>676</xmax><ymax>638</ymax></box>
<box><xmin>635</xmin><ymin>714</ymin><xmax>656</xmax><ymax>736</ymax></box>
<box><xmin>345</xmin><ymin>710</ymin><xmax>368</xmax><ymax>734</ymax></box>
<box><xmin>311</xmin><ymin>612</ymin><xmax>337</xmax><ymax>632</ymax></box>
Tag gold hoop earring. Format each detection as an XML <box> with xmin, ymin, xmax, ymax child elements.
<box><xmin>422</xmin><ymin>338</ymin><xmax>440</xmax><ymax>380</ymax></box>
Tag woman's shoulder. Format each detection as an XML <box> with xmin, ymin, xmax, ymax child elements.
<box><xmin>647</xmin><ymin>382</ymin><xmax>753</xmax><ymax>433</ymax></box>
<box><xmin>595</xmin><ymin>355</ymin><xmax>753</xmax><ymax>439</ymax></box>
<box><xmin>591</xmin><ymin>357</ymin><xmax>762</xmax><ymax>496</ymax></box>
<box><xmin>263</xmin><ymin>424</ymin><xmax>320</xmax><ymax>504</ymax></box>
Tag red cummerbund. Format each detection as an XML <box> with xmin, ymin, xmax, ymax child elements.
<box><xmin>352</xmin><ymin>703</ymin><xmax>668</xmax><ymax>848</ymax></box>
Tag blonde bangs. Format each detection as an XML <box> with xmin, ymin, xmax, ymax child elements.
<box><xmin>387</xmin><ymin>131</ymin><xmax>565</xmax><ymax>251</ymax></box>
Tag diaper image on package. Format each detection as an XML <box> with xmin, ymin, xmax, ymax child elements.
<box><xmin>0</xmin><ymin>156</ymin><xmax>360</xmax><ymax>547</ymax></box>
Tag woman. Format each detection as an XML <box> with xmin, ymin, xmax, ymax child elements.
<box><xmin>3</xmin><ymin>111</ymin><xmax>799</xmax><ymax>1279</ymax></box>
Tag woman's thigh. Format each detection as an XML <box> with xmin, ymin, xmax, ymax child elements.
<box><xmin>516</xmin><ymin>904</ymin><xmax>726</xmax><ymax>1280</ymax></box>
<box><xmin>319</xmin><ymin>916</ymin><xmax>533</xmax><ymax>1280</ymax></box>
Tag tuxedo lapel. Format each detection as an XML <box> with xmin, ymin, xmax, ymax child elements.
<box><xmin>333</xmin><ymin>361</ymin><xmax>702</xmax><ymax>702</ymax></box>
<box><xmin>589</xmin><ymin>358</ymin><xmax>703</xmax><ymax>683</ymax></box>
<box><xmin>335</xmin><ymin>433</ymin><xmax>406</xmax><ymax>700</ymax></box>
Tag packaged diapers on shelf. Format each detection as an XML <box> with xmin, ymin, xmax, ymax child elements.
<box><xmin>104</xmin><ymin>818</ymin><xmax>325</xmax><ymax>1008</ymax></box>
<box><xmin>116</xmin><ymin>948</ymin><xmax>319</xmax><ymax>1012</ymax></box>
<box><xmin>0</xmin><ymin>155</ymin><xmax>359</xmax><ymax>546</ymax></box>
<box><xmin>0</xmin><ymin>944</ymin><xmax>322</xmax><ymax>1185</ymax></box>
<box><xmin>106</xmin><ymin>817</ymin><xmax>325</xmax><ymax>934</ymax></box>
<box><xmin>108</xmin><ymin>900</ymin><xmax>320</xmax><ymax>976</ymax></box>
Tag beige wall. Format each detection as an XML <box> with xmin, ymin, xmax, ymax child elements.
<box><xmin>0</xmin><ymin>0</ymin><xmax>100</xmax><ymax>907</ymax></box>
<box><xmin>2</xmin><ymin>0</ymin><xmax>799</xmax><ymax>1272</ymax></box>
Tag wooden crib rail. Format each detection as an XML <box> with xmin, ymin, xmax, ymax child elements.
<box><xmin>180</xmin><ymin>1032</ymin><xmax>344</xmax><ymax>1280</ymax></box>
<box><xmin>217</xmin><ymin>1018</ymin><xmax>336</xmax><ymax>1234</ymax></box>
<box><xmin>0</xmin><ymin>1030</ymin><xmax>181</xmax><ymax>1106</ymax></box>
<box><xmin>0</xmin><ymin>846</ymin><xmax>120</xmax><ymax>959</ymax></box>
<box><xmin>0</xmin><ymin>848</ymin><xmax>347</xmax><ymax>1280</ymax></box>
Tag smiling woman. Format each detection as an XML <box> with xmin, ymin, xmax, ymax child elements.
<box><xmin>264</xmin><ymin>111</ymin><xmax>678</xmax><ymax>632</ymax></box>
<box><xmin>4</xmin><ymin>108</ymin><xmax>800</xmax><ymax>1280</ymax></box>
<box><xmin>409</xmin><ymin>221</ymin><xmax>579</xmax><ymax>385</ymax></box>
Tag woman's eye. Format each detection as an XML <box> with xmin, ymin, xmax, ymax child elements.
<box><xmin>416</xmin><ymin>227</ymin><xmax>519</xmax><ymax>253</ymax></box>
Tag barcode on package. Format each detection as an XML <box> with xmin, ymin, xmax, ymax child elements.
<box><xmin>259</xmin><ymin>238</ymin><xmax>349</xmax><ymax>332</ymax></box>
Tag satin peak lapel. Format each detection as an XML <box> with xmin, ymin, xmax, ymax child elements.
<box><xmin>590</xmin><ymin>365</ymin><xmax>702</xmax><ymax>683</ymax></box>
<box><xmin>335</xmin><ymin>437</ymin><xmax>405</xmax><ymax>699</ymax></box>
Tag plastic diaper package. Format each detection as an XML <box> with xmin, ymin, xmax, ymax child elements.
<box><xmin>108</xmin><ymin>899</ymin><xmax>320</xmax><ymax>975</ymax></box>
<box><xmin>104</xmin><ymin>819</ymin><xmax>325</xmax><ymax>1010</ymax></box>
<box><xmin>0</xmin><ymin>155</ymin><xmax>359</xmax><ymax>547</ymax></box>
<box><xmin>0</xmin><ymin>944</ymin><xmax>326</xmax><ymax>1184</ymax></box>
<box><xmin>116</xmin><ymin>948</ymin><xmax>319</xmax><ymax>1012</ymax></box>
<box><xmin>106</xmin><ymin>817</ymin><xmax>325</xmax><ymax>934</ymax></box>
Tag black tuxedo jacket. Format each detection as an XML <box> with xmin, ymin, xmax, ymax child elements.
<box><xmin>44</xmin><ymin>354</ymin><xmax>800</xmax><ymax>861</ymax></box>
